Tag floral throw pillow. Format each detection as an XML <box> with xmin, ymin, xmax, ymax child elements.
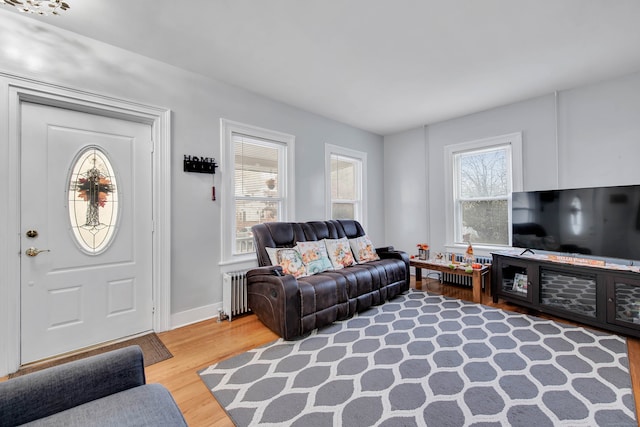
<box><xmin>265</xmin><ymin>246</ymin><xmax>307</xmax><ymax>278</ymax></box>
<box><xmin>324</xmin><ymin>237</ymin><xmax>355</xmax><ymax>269</ymax></box>
<box><xmin>297</xmin><ymin>240</ymin><xmax>334</xmax><ymax>275</ymax></box>
<box><xmin>349</xmin><ymin>235</ymin><xmax>380</xmax><ymax>263</ymax></box>
<box><xmin>265</xmin><ymin>247</ymin><xmax>280</xmax><ymax>266</ymax></box>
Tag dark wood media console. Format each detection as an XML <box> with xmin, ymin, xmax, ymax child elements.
<box><xmin>492</xmin><ymin>252</ymin><xmax>640</xmax><ymax>338</ymax></box>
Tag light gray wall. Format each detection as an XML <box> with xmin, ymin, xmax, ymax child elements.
<box><xmin>558</xmin><ymin>72</ymin><xmax>640</xmax><ymax>188</ymax></box>
<box><xmin>385</xmin><ymin>71</ymin><xmax>640</xmax><ymax>257</ymax></box>
<box><xmin>383</xmin><ymin>127</ymin><xmax>429</xmax><ymax>256</ymax></box>
<box><xmin>0</xmin><ymin>12</ymin><xmax>384</xmax><ymax>321</ymax></box>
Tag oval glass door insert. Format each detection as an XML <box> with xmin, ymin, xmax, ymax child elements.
<box><xmin>68</xmin><ymin>146</ymin><xmax>119</xmax><ymax>254</ymax></box>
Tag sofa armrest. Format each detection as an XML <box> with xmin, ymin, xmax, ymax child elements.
<box><xmin>376</xmin><ymin>246</ymin><xmax>409</xmax><ymax>263</ymax></box>
<box><xmin>247</xmin><ymin>266</ymin><xmax>302</xmax><ymax>340</ymax></box>
<box><xmin>377</xmin><ymin>247</ymin><xmax>411</xmax><ymax>287</ymax></box>
<box><xmin>0</xmin><ymin>345</ymin><xmax>146</xmax><ymax>426</ymax></box>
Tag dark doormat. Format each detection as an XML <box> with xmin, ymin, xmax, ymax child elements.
<box><xmin>9</xmin><ymin>332</ymin><xmax>172</xmax><ymax>379</ymax></box>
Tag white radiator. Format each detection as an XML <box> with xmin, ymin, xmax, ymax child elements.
<box><xmin>221</xmin><ymin>270</ymin><xmax>251</xmax><ymax>321</ymax></box>
<box><xmin>442</xmin><ymin>272</ymin><xmax>473</xmax><ymax>286</ymax></box>
<box><xmin>474</xmin><ymin>255</ymin><xmax>493</xmax><ymax>265</ymax></box>
<box><xmin>441</xmin><ymin>254</ymin><xmax>492</xmax><ymax>288</ymax></box>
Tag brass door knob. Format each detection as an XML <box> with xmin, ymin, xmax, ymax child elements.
<box><xmin>25</xmin><ymin>247</ymin><xmax>51</xmax><ymax>257</ymax></box>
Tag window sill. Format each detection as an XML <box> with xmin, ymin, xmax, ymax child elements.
<box><xmin>444</xmin><ymin>243</ymin><xmax>511</xmax><ymax>258</ymax></box>
<box><xmin>219</xmin><ymin>254</ymin><xmax>258</xmax><ymax>272</ymax></box>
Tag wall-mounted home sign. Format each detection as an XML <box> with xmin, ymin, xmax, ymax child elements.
<box><xmin>183</xmin><ymin>155</ymin><xmax>217</xmax><ymax>174</ymax></box>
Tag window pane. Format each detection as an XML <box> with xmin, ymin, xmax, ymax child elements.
<box><xmin>235</xmin><ymin>199</ymin><xmax>280</xmax><ymax>254</ymax></box>
<box><xmin>331</xmin><ymin>155</ymin><xmax>356</xmax><ymax>200</ymax></box>
<box><xmin>459</xmin><ymin>148</ymin><xmax>507</xmax><ymax>198</ymax></box>
<box><xmin>234</xmin><ymin>136</ymin><xmax>279</xmax><ymax>198</ymax></box>
<box><xmin>332</xmin><ymin>203</ymin><xmax>355</xmax><ymax>220</ymax></box>
<box><xmin>460</xmin><ymin>199</ymin><xmax>509</xmax><ymax>245</ymax></box>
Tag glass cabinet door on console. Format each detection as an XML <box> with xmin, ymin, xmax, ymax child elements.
<box><xmin>540</xmin><ymin>268</ymin><xmax>597</xmax><ymax>320</ymax></box>
<box><xmin>496</xmin><ymin>259</ymin><xmax>533</xmax><ymax>302</ymax></box>
<box><xmin>493</xmin><ymin>252</ymin><xmax>640</xmax><ymax>338</ymax></box>
<box><xmin>607</xmin><ymin>275</ymin><xmax>640</xmax><ymax>330</ymax></box>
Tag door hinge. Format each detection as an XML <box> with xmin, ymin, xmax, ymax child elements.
<box><xmin>150</xmin><ymin>139</ymin><xmax>155</xmax><ymax>153</ymax></box>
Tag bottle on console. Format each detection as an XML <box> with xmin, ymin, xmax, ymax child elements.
<box><xmin>465</xmin><ymin>242</ymin><xmax>475</xmax><ymax>264</ymax></box>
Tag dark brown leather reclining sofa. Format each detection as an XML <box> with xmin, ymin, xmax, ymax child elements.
<box><xmin>247</xmin><ymin>220</ymin><xmax>410</xmax><ymax>339</ymax></box>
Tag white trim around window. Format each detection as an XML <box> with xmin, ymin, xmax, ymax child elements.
<box><xmin>325</xmin><ymin>144</ymin><xmax>367</xmax><ymax>228</ymax></box>
<box><xmin>443</xmin><ymin>132</ymin><xmax>523</xmax><ymax>255</ymax></box>
<box><xmin>220</xmin><ymin>119</ymin><xmax>295</xmax><ymax>266</ymax></box>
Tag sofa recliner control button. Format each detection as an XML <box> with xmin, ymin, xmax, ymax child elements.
<box><xmin>271</xmin><ymin>289</ymin><xmax>278</xmax><ymax>298</ymax></box>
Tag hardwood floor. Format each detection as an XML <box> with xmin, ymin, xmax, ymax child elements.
<box><xmin>148</xmin><ymin>277</ymin><xmax>640</xmax><ymax>426</ymax></box>
<box><xmin>146</xmin><ymin>313</ymin><xmax>278</xmax><ymax>426</ymax></box>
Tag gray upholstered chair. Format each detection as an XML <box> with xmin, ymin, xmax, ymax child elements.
<box><xmin>0</xmin><ymin>345</ymin><xmax>187</xmax><ymax>426</ymax></box>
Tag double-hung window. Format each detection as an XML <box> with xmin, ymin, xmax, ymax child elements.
<box><xmin>221</xmin><ymin>120</ymin><xmax>295</xmax><ymax>263</ymax></box>
<box><xmin>325</xmin><ymin>144</ymin><xmax>366</xmax><ymax>224</ymax></box>
<box><xmin>444</xmin><ymin>132</ymin><xmax>522</xmax><ymax>249</ymax></box>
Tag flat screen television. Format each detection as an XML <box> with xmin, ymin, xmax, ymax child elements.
<box><xmin>512</xmin><ymin>184</ymin><xmax>640</xmax><ymax>262</ymax></box>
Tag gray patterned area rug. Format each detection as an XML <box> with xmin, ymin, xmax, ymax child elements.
<box><xmin>199</xmin><ymin>291</ymin><xmax>637</xmax><ymax>426</ymax></box>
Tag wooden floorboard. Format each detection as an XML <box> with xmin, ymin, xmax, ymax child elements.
<box><xmin>3</xmin><ymin>276</ymin><xmax>638</xmax><ymax>426</ymax></box>
<box><xmin>145</xmin><ymin>314</ymin><xmax>278</xmax><ymax>427</ymax></box>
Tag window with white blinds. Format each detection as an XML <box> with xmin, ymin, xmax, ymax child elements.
<box><xmin>221</xmin><ymin>119</ymin><xmax>295</xmax><ymax>263</ymax></box>
<box><xmin>234</xmin><ymin>134</ymin><xmax>284</xmax><ymax>254</ymax></box>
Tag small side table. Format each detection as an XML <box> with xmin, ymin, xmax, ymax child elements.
<box><xmin>410</xmin><ymin>259</ymin><xmax>491</xmax><ymax>304</ymax></box>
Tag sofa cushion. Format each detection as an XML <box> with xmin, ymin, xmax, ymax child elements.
<box><xmin>339</xmin><ymin>220</ymin><xmax>367</xmax><ymax>239</ymax></box>
<box><xmin>297</xmin><ymin>273</ymin><xmax>349</xmax><ymax>316</ymax></box>
<box><xmin>303</xmin><ymin>220</ymin><xmax>350</xmax><ymax>240</ymax></box>
<box><xmin>349</xmin><ymin>235</ymin><xmax>380</xmax><ymax>263</ymax></box>
<box><xmin>324</xmin><ymin>237</ymin><xmax>355</xmax><ymax>269</ymax></box>
<box><xmin>23</xmin><ymin>384</ymin><xmax>186</xmax><ymax>427</ymax></box>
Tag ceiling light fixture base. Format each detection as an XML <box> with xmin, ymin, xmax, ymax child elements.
<box><xmin>2</xmin><ymin>0</ymin><xmax>70</xmax><ymax>16</ymax></box>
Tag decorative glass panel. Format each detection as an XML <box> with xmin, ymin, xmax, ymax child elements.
<box><xmin>614</xmin><ymin>282</ymin><xmax>640</xmax><ymax>324</ymax></box>
<box><xmin>68</xmin><ymin>146</ymin><xmax>119</xmax><ymax>254</ymax></box>
<box><xmin>540</xmin><ymin>269</ymin><xmax>596</xmax><ymax>318</ymax></box>
<box><xmin>499</xmin><ymin>263</ymin><xmax>529</xmax><ymax>297</ymax></box>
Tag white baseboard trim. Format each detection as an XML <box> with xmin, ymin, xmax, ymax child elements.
<box><xmin>170</xmin><ymin>302</ymin><xmax>222</xmax><ymax>330</ymax></box>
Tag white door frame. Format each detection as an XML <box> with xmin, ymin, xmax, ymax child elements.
<box><xmin>0</xmin><ymin>73</ymin><xmax>172</xmax><ymax>376</ymax></box>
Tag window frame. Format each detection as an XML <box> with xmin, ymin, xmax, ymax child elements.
<box><xmin>443</xmin><ymin>132</ymin><xmax>523</xmax><ymax>254</ymax></box>
<box><xmin>220</xmin><ymin>119</ymin><xmax>295</xmax><ymax>265</ymax></box>
<box><xmin>325</xmin><ymin>144</ymin><xmax>367</xmax><ymax>227</ymax></box>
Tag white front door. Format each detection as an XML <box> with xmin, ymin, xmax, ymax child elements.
<box><xmin>20</xmin><ymin>102</ymin><xmax>154</xmax><ymax>364</ymax></box>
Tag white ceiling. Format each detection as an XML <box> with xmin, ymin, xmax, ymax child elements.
<box><xmin>7</xmin><ymin>0</ymin><xmax>640</xmax><ymax>135</ymax></box>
